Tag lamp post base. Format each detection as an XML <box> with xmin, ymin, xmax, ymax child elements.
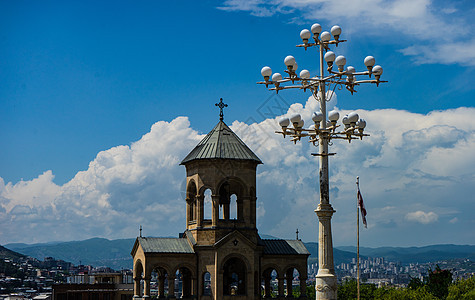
<box><xmin>315</xmin><ymin>272</ymin><xmax>337</xmax><ymax>300</ymax></box>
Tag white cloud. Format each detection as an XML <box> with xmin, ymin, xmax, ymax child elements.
<box><xmin>218</xmin><ymin>0</ymin><xmax>475</xmax><ymax>66</ymax></box>
<box><xmin>405</xmin><ymin>211</ymin><xmax>438</xmax><ymax>224</ymax></box>
<box><xmin>1</xmin><ymin>103</ymin><xmax>474</xmax><ymax>246</ymax></box>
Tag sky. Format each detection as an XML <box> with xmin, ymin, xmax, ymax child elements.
<box><xmin>0</xmin><ymin>0</ymin><xmax>474</xmax><ymax>247</ymax></box>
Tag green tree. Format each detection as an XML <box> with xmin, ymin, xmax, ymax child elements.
<box><xmin>408</xmin><ymin>277</ymin><xmax>424</xmax><ymax>290</ymax></box>
<box><xmin>337</xmin><ymin>279</ymin><xmax>377</xmax><ymax>300</ymax></box>
<box><xmin>375</xmin><ymin>287</ymin><xmax>438</xmax><ymax>300</ymax></box>
<box><xmin>427</xmin><ymin>265</ymin><xmax>452</xmax><ymax>299</ymax></box>
<box><xmin>447</xmin><ymin>277</ymin><xmax>475</xmax><ymax>300</ymax></box>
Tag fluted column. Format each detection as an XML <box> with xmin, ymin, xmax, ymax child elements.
<box><xmin>315</xmin><ymin>204</ymin><xmax>337</xmax><ymax>299</ymax></box>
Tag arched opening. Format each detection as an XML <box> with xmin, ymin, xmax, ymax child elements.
<box><xmin>219</xmin><ymin>182</ymin><xmax>230</xmax><ymax>220</ymax></box>
<box><xmin>204</xmin><ymin>188</ymin><xmax>212</xmax><ymax>220</ymax></box>
<box><xmin>202</xmin><ymin>271</ymin><xmax>211</xmax><ymax>296</ymax></box>
<box><xmin>187</xmin><ymin>181</ymin><xmax>197</xmax><ymax>223</ymax></box>
<box><xmin>261</xmin><ymin>268</ymin><xmax>279</xmax><ymax>298</ymax></box>
<box><xmin>223</xmin><ymin>257</ymin><xmax>247</xmax><ymax>295</ymax></box>
<box><xmin>175</xmin><ymin>267</ymin><xmax>193</xmax><ymax>298</ymax></box>
<box><xmin>133</xmin><ymin>261</ymin><xmax>144</xmax><ymax>298</ymax></box>
<box><xmin>284</xmin><ymin>267</ymin><xmax>301</xmax><ymax>298</ymax></box>
<box><xmin>230</xmin><ymin>194</ymin><xmax>237</xmax><ymax>220</ymax></box>
<box><xmin>151</xmin><ymin>267</ymin><xmax>168</xmax><ymax>298</ymax></box>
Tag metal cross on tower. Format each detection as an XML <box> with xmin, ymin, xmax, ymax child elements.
<box><xmin>215</xmin><ymin>98</ymin><xmax>228</xmax><ymax>121</ymax></box>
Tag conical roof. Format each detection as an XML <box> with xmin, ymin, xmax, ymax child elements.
<box><xmin>180</xmin><ymin>121</ymin><xmax>262</xmax><ymax>165</ymax></box>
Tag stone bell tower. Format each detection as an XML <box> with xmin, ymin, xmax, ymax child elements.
<box><xmin>180</xmin><ymin>98</ymin><xmax>262</xmax><ymax>246</ymax></box>
<box><xmin>131</xmin><ymin>99</ymin><xmax>309</xmax><ymax>300</ymax></box>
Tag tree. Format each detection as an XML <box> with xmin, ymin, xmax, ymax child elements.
<box><xmin>447</xmin><ymin>276</ymin><xmax>475</xmax><ymax>300</ymax></box>
<box><xmin>427</xmin><ymin>265</ymin><xmax>452</xmax><ymax>299</ymax></box>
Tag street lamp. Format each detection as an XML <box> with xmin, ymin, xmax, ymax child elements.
<box><xmin>258</xmin><ymin>22</ymin><xmax>387</xmax><ymax>300</ymax></box>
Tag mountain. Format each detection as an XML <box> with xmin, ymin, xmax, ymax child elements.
<box><xmin>5</xmin><ymin>238</ymin><xmax>474</xmax><ymax>270</ymax></box>
<box><xmin>0</xmin><ymin>244</ymin><xmax>26</xmax><ymax>261</ymax></box>
<box><xmin>336</xmin><ymin>244</ymin><xmax>475</xmax><ymax>264</ymax></box>
<box><xmin>6</xmin><ymin>237</ymin><xmax>136</xmax><ymax>270</ymax></box>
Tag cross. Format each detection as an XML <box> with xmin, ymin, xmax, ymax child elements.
<box><xmin>139</xmin><ymin>225</ymin><xmax>142</xmax><ymax>237</ymax></box>
<box><xmin>296</xmin><ymin>228</ymin><xmax>299</xmax><ymax>240</ymax></box>
<box><xmin>215</xmin><ymin>98</ymin><xmax>228</xmax><ymax>121</ymax></box>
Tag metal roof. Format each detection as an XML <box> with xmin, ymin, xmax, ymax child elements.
<box><xmin>262</xmin><ymin>239</ymin><xmax>310</xmax><ymax>255</ymax></box>
<box><xmin>137</xmin><ymin>237</ymin><xmax>194</xmax><ymax>254</ymax></box>
<box><xmin>180</xmin><ymin>121</ymin><xmax>262</xmax><ymax>165</ymax></box>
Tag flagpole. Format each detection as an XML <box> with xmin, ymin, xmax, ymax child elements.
<box><xmin>356</xmin><ymin>176</ymin><xmax>360</xmax><ymax>300</ymax></box>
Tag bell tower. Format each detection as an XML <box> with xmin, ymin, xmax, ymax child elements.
<box><xmin>180</xmin><ymin>98</ymin><xmax>263</xmax><ymax>245</ymax></box>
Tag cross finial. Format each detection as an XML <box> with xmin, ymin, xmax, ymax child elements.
<box><xmin>296</xmin><ymin>228</ymin><xmax>299</xmax><ymax>240</ymax></box>
<box><xmin>215</xmin><ymin>98</ymin><xmax>228</xmax><ymax>121</ymax></box>
<box><xmin>139</xmin><ymin>225</ymin><xmax>142</xmax><ymax>237</ymax></box>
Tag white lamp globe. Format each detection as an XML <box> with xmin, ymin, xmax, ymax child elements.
<box><xmin>356</xmin><ymin>119</ymin><xmax>366</xmax><ymax>129</ymax></box>
<box><xmin>290</xmin><ymin>113</ymin><xmax>302</xmax><ymax>124</ymax></box>
<box><xmin>328</xmin><ymin>110</ymin><xmax>340</xmax><ymax>121</ymax></box>
<box><xmin>261</xmin><ymin>66</ymin><xmax>272</xmax><ymax>77</ymax></box>
<box><xmin>342</xmin><ymin>115</ymin><xmax>350</xmax><ymax>125</ymax></box>
<box><xmin>320</xmin><ymin>31</ymin><xmax>331</xmax><ymax>42</ymax></box>
<box><xmin>346</xmin><ymin>66</ymin><xmax>355</xmax><ymax>74</ymax></box>
<box><xmin>272</xmin><ymin>73</ymin><xmax>282</xmax><ymax>81</ymax></box>
<box><xmin>284</xmin><ymin>55</ymin><xmax>296</xmax><ymax>67</ymax></box>
<box><xmin>279</xmin><ymin>117</ymin><xmax>290</xmax><ymax>128</ymax></box>
<box><xmin>364</xmin><ymin>56</ymin><xmax>376</xmax><ymax>67</ymax></box>
<box><xmin>309</xmin><ymin>124</ymin><xmax>316</xmax><ymax>130</ymax></box>
<box><xmin>330</xmin><ymin>25</ymin><xmax>342</xmax><ymax>37</ymax></box>
<box><xmin>324</xmin><ymin>51</ymin><xmax>336</xmax><ymax>62</ymax></box>
<box><xmin>291</xmin><ymin>62</ymin><xmax>298</xmax><ymax>71</ymax></box>
<box><xmin>312</xmin><ymin>111</ymin><xmax>324</xmax><ymax>122</ymax></box>
<box><xmin>347</xmin><ymin>111</ymin><xmax>359</xmax><ymax>123</ymax></box>
<box><xmin>311</xmin><ymin>23</ymin><xmax>322</xmax><ymax>34</ymax></box>
<box><xmin>372</xmin><ymin>65</ymin><xmax>383</xmax><ymax>75</ymax></box>
<box><xmin>335</xmin><ymin>55</ymin><xmax>346</xmax><ymax>67</ymax></box>
<box><xmin>297</xmin><ymin>119</ymin><xmax>305</xmax><ymax>128</ymax></box>
<box><xmin>300</xmin><ymin>29</ymin><xmax>311</xmax><ymax>40</ymax></box>
<box><xmin>300</xmin><ymin>69</ymin><xmax>310</xmax><ymax>79</ymax></box>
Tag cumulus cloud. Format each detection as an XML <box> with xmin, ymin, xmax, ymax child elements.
<box><xmin>1</xmin><ymin>102</ymin><xmax>474</xmax><ymax>246</ymax></box>
<box><xmin>218</xmin><ymin>0</ymin><xmax>475</xmax><ymax>66</ymax></box>
<box><xmin>405</xmin><ymin>211</ymin><xmax>438</xmax><ymax>224</ymax></box>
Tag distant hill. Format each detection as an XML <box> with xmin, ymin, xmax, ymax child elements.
<box><xmin>0</xmin><ymin>244</ymin><xmax>26</xmax><ymax>261</ymax></box>
<box><xmin>6</xmin><ymin>238</ymin><xmax>136</xmax><ymax>270</ymax></box>
<box><xmin>5</xmin><ymin>237</ymin><xmax>474</xmax><ymax>270</ymax></box>
<box><xmin>336</xmin><ymin>244</ymin><xmax>475</xmax><ymax>264</ymax></box>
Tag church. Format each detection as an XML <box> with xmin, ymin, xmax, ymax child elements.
<box><xmin>131</xmin><ymin>99</ymin><xmax>309</xmax><ymax>299</ymax></box>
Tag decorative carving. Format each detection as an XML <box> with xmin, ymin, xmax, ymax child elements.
<box><xmin>316</xmin><ymin>284</ymin><xmax>334</xmax><ymax>292</ymax></box>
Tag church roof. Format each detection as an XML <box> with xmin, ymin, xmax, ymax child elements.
<box><xmin>137</xmin><ymin>237</ymin><xmax>194</xmax><ymax>254</ymax></box>
<box><xmin>180</xmin><ymin>121</ymin><xmax>262</xmax><ymax>165</ymax></box>
<box><xmin>261</xmin><ymin>239</ymin><xmax>310</xmax><ymax>255</ymax></box>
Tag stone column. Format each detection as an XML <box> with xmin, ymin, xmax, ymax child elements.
<box><xmin>264</xmin><ymin>274</ymin><xmax>271</xmax><ymax>298</ymax></box>
<box><xmin>212</xmin><ymin>195</ymin><xmax>219</xmax><ymax>227</ymax></box>
<box><xmin>167</xmin><ymin>276</ymin><xmax>176</xmax><ymax>298</ymax></box>
<box><xmin>142</xmin><ymin>276</ymin><xmax>151</xmax><ymax>300</ymax></box>
<box><xmin>300</xmin><ymin>276</ymin><xmax>307</xmax><ymax>299</ymax></box>
<box><xmin>315</xmin><ymin>204</ymin><xmax>337</xmax><ymax>299</ymax></box>
<box><xmin>158</xmin><ymin>275</ymin><xmax>165</xmax><ymax>298</ymax></box>
<box><xmin>223</xmin><ymin>203</ymin><xmax>230</xmax><ymax>220</ymax></box>
<box><xmin>286</xmin><ymin>269</ymin><xmax>293</xmax><ymax>297</ymax></box>
<box><xmin>277</xmin><ymin>276</ymin><xmax>285</xmax><ymax>298</ymax></box>
<box><xmin>133</xmin><ymin>276</ymin><xmax>141</xmax><ymax>299</ymax></box>
<box><xmin>196</xmin><ymin>195</ymin><xmax>204</xmax><ymax>227</ymax></box>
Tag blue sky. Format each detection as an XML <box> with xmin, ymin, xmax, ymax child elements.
<box><xmin>1</xmin><ymin>0</ymin><xmax>474</xmax><ymax>247</ymax></box>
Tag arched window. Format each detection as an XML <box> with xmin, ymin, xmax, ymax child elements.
<box><xmin>285</xmin><ymin>267</ymin><xmax>300</xmax><ymax>297</ymax></box>
<box><xmin>230</xmin><ymin>194</ymin><xmax>237</xmax><ymax>220</ymax></box>
<box><xmin>261</xmin><ymin>268</ymin><xmax>279</xmax><ymax>298</ymax></box>
<box><xmin>204</xmin><ymin>189</ymin><xmax>212</xmax><ymax>220</ymax></box>
<box><xmin>203</xmin><ymin>272</ymin><xmax>211</xmax><ymax>296</ymax></box>
<box><xmin>223</xmin><ymin>257</ymin><xmax>247</xmax><ymax>295</ymax></box>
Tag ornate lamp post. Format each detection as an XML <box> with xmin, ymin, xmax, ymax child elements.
<box><xmin>258</xmin><ymin>22</ymin><xmax>386</xmax><ymax>299</ymax></box>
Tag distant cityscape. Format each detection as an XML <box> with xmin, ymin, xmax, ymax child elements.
<box><xmin>1</xmin><ymin>244</ymin><xmax>474</xmax><ymax>300</ymax></box>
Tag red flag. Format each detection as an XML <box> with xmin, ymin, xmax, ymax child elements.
<box><xmin>357</xmin><ymin>188</ymin><xmax>367</xmax><ymax>228</ymax></box>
